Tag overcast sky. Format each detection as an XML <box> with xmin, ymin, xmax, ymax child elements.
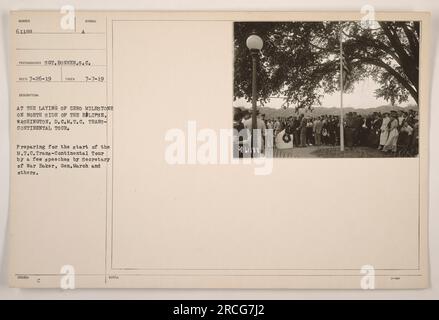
<box><xmin>235</xmin><ymin>78</ymin><xmax>417</xmax><ymax>109</ymax></box>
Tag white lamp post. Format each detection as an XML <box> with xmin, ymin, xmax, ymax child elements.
<box><xmin>246</xmin><ymin>34</ymin><xmax>263</xmax><ymax>157</ymax></box>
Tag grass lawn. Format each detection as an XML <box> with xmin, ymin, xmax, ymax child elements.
<box><xmin>311</xmin><ymin>146</ymin><xmax>395</xmax><ymax>158</ymax></box>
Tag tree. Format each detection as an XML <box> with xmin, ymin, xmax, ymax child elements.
<box><xmin>234</xmin><ymin>21</ymin><xmax>419</xmax><ymax>109</ymax></box>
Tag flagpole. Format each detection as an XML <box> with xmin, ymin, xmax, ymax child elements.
<box><xmin>339</xmin><ymin>23</ymin><xmax>345</xmax><ymax>152</ymax></box>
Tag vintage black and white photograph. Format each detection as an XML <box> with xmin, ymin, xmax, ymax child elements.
<box><xmin>233</xmin><ymin>21</ymin><xmax>420</xmax><ymax>158</ymax></box>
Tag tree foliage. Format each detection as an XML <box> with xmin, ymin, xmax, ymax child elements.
<box><xmin>234</xmin><ymin>21</ymin><xmax>419</xmax><ymax>109</ymax></box>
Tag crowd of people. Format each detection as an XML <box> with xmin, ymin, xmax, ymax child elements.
<box><xmin>233</xmin><ymin>107</ymin><xmax>419</xmax><ymax>157</ymax></box>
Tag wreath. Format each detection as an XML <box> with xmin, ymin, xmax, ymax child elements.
<box><xmin>282</xmin><ymin>133</ymin><xmax>292</xmax><ymax>143</ymax></box>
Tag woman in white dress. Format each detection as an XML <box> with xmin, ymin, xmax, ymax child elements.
<box><xmin>383</xmin><ymin>112</ymin><xmax>399</xmax><ymax>153</ymax></box>
<box><xmin>379</xmin><ymin>113</ymin><xmax>390</xmax><ymax>150</ymax></box>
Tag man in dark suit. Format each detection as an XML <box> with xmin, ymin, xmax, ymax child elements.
<box><xmin>299</xmin><ymin>114</ymin><xmax>307</xmax><ymax>147</ymax></box>
<box><xmin>291</xmin><ymin>116</ymin><xmax>300</xmax><ymax>147</ymax></box>
<box><xmin>344</xmin><ymin>112</ymin><xmax>355</xmax><ymax>148</ymax></box>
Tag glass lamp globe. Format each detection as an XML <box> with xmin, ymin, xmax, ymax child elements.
<box><xmin>246</xmin><ymin>34</ymin><xmax>263</xmax><ymax>51</ymax></box>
